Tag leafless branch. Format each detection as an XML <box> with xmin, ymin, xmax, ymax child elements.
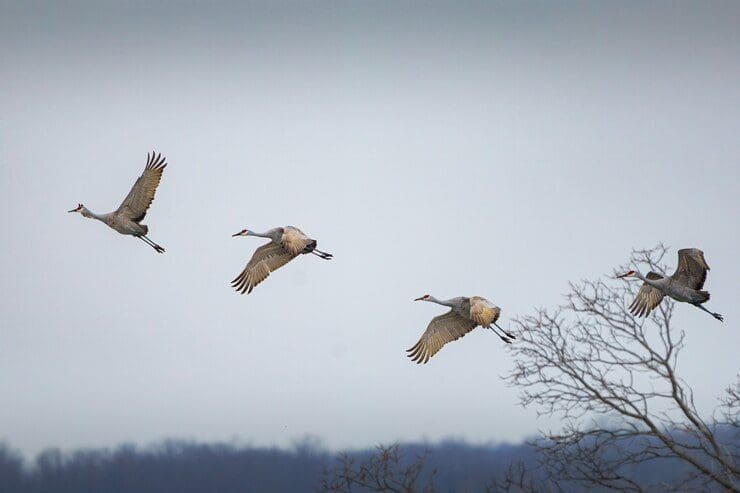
<box><xmin>486</xmin><ymin>460</ymin><xmax>556</xmax><ymax>493</ymax></box>
<box><xmin>505</xmin><ymin>244</ymin><xmax>739</xmax><ymax>492</ymax></box>
<box><xmin>320</xmin><ymin>444</ymin><xmax>436</xmax><ymax>493</ymax></box>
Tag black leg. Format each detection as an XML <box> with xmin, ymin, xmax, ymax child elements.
<box><xmin>140</xmin><ymin>235</ymin><xmax>165</xmax><ymax>253</ymax></box>
<box><xmin>314</xmin><ymin>248</ymin><xmax>333</xmax><ymax>258</ymax></box>
<box><xmin>489</xmin><ymin>326</ymin><xmax>513</xmax><ymax>344</ymax></box>
<box><xmin>494</xmin><ymin>321</ymin><xmax>516</xmax><ymax>339</ymax></box>
<box><xmin>138</xmin><ymin>236</ymin><xmax>156</xmax><ymax>250</ymax></box>
<box><xmin>143</xmin><ymin>235</ymin><xmax>165</xmax><ymax>253</ymax></box>
<box><xmin>694</xmin><ymin>303</ymin><xmax>723</xmax><ymax>322</ymax></box>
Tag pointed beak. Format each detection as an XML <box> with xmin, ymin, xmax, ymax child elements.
<box><xmin>67</xmin><ymin>208</ymin><xmax>77</xmax><ymax>213</ymax></box>
<box><xmin>414</xmin><ymin>296</ymin><xmax>424</xmax><ymax>301</ymax></box>
<box><xmin>616</xmin><ymin>272</ymin><xmax>630</xmax><ymax>279</ymax></box>
<box><xmin>232</xmin><ymin>231</ymin><xmax>244</xmax><ymax>237</ymax></box>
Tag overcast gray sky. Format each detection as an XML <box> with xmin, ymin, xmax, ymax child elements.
<box><xmin>1</xmin><ymin>1</ymin><xmax>738</xmax><ymax>458</ymax></box>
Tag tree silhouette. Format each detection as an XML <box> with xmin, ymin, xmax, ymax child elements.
<box><xmin>320</xmin><ymin>444</ymin><xmax>436</xmax><ymax>493</ymax></box>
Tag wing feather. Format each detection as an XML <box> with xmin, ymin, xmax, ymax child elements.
<box><xmin>406</xmin><ymin>311</ymin><xmax>477</xmax><ymax>364</ymax></box>
<box><xmin>628</xmin><ymin>272</ymin><xmax>665</xmax><ymax>317</ymax></box>
<box><xmin>116</xmin><ymin>152</ymin><xmax>167</xmax><ymax>222</ymax></box>
<box><xmin>672</xmin><ymin>248</ymin><xmax>710</xmax><ymax>290</ymax></box>
<box><xmin>231</xmin><ymin>242</ymin><xmax>296</xmax><ymax>294</ymax></box>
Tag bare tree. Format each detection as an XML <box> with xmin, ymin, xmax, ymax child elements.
<box><xmin>486</xmin><ymin>460</ymin><xmax>548</xmax><ymax>493</ymax></box>
<box><xmin>504</xmin><ymin>244</ymin><xmax>739</xmax><ymax>492</ymax></box>
<box><xmin>320</xmin><ymin>444</ymin><xmax>436</xmax><ymax>493</ymax></box>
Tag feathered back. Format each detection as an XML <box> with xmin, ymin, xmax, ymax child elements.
<box><xmin>469</xmin><ymin>296</ymin><xmax>501</xmax><ymax>327</ymax></box>
<box><xmin>281</xmin><ymin>226</ymin><xmax>315</xmax><ymax>255</ymax></box>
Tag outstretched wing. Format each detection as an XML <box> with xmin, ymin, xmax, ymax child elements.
<box><xmin>231</xmin><ymin>242</ymin><xmax>296</xmax><ymax>294</ymax></box>
<box><xmin>116</xmin><ymin>152</ymin><xmax>167</xmax><ymax>222</ymax></box>
<box><xmin>629</xmin><ymin>272</ymin><xmax>665</xmax><ymax>317</ymax></box>
<box><xmin>672</xmin><ymin>248</ymin><xmax>710</xmax><ymax>290</ymax></box>
<box><xmin>281</xmin><ymin>226</ymin><xmax>315</xmax><ymax>255</ymax></box>
<box><xmin>406</xmin><ymin>311</ymin><xmax>477</xmax><ymax>364</ymax></box>
<box><xmin>469</xmin><ymin>296</ymin><xmax>501</xmax><ymax>327</ymax></box>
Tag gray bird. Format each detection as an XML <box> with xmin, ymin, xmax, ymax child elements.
<box><xmin>618</xmin><ymin>248</ymin><xmax>723</xmax><ymax>321</ymax></box>
<box><xmin>407</xmin><ymin>294</ymin><xmax>514</xmax><ymax>364</ymax></box>
<box><xmin>231</xmin><ymin>226</ymin><xmax>332</xmax><ymax>294</ymax></box>
<box><xmin>68</xmin><ymin>152</ymin><xmax>167</xmax><ymax>253</ymax></box>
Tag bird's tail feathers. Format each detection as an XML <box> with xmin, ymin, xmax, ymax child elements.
<box><xmin>698</xmin><ymin>290</ymin><xmax>710</xmax><ymax>303</ymax></box>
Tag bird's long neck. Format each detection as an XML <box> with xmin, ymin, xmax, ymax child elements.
<box><xmin>634</xmin><ymin>270</ymin><xmax>662</xmax><ymax>289</ymax></box>
<box><xmin>250</xmin><ymin>229</ymin><xmax>279</xmax><ymax>240</ymax></box>
<box><xmin>428</xmin><ymin>296</ymin><xmax>454</xmax><ymax>307</ymax></box>
<box><xmin>81</xmin><ymin>207</ymin><xmax>104</xmax><ymax>221</ymax></box>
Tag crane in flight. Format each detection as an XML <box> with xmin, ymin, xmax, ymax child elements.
<box><xmin>68</xmin><ymin>152</ymin><xmax>168</xmax><ymax>253</ymax></box>
<box><xmin>407</xmin><ymin>294</ymin><xmax>514</xmax><ymax>364</ymax></box>
<box><xmin>231</xmin><ymin>226</ymin><xmax>332</xmax><ymax>294</ymax></box>
<box><xmin>618</xmin><ymin>248</ymin><xmax>723</xmax><ymax>321</ymax></box>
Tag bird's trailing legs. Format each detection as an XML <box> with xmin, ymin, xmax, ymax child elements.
<box><xmin>489</xmin><ymin>327</ymin><xmax>513</xmax><ymax>344</ymax></box>
<box><xmin>138</xmin><ymin>235</ymin><xmax>165</xmax><ymax>253</ymax></box>
<box><xmin>494</xmin><ymin>321</ymin><xmax>516</xmax><ymax>340</ymax></box>
<box><xmin>693</xmin><ymin>303</ymin><xmax>724</xmax><ymax>322</ymax></box>
<box><xmin>312</xmin><ymin>249</ymin><xmax>333</xmax><ymax>260</ymax></box>
<box><xmin>145</xmin><ymin>236</ymin><xmax>165</xmax><ymax>253</ymax></box>
<box><xmin>488</xmin><ymin>324</ymin><xmax>514</xmax><ymax>344</ymax></box>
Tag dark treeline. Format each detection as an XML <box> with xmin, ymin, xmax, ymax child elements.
<box><xmin>1</xmin><ymin>440</ymin><xmax>531</xmax><ymax>492</ymax></box>
<box><xmin>0</xmin><ymin>434</ymin><xmax>729</xmax><ymax>493</ymax></box>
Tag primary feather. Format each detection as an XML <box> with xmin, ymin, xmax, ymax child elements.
<box><xmin>116</xmin><ymin>152</ymin><xmax>167</xmax><ymax>222</ymax></box>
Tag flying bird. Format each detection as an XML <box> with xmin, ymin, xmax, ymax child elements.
<box><xmin>231</xmin><ymin>226</ymin><xmax>333</xmax><ymax>294</ymax></box>
<box><xmin>618</xmin><ymin>248</ymin><xmax>723</xmax><ymax>321</ymax></box>
<box><xmin>407</xmin><ymin>295</ymin><xmax>514</xmax><ymax>364</ymax></box>
<box><xmin>68</xmin><ymin>152</ymin><xmax>168</xmax><ymax>253</ymax></box>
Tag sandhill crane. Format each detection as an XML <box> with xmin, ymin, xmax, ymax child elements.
<box><xmin>618</xmin><ymin>248</ymin><xmax>723</xmax><ymax>321</ymax></box>
<box><xmin>68</xmin><ymin>152</ymin><xmax>167</xmax><ymax>253</ymax></box>
<box><xmin>406</xmin><ymin>295</ymin><xmax>514</xmax><ymax>364</ymax></box>
<box><xmin>230</xmin><ymin>226</ymin><xmax>333</xmax><ymax>294</ymax></box>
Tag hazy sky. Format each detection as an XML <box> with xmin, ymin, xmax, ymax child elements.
<box><xmin>1</xmin><ymin>1</ymin><xmax>738</xmax><ymax>458</ymax></box>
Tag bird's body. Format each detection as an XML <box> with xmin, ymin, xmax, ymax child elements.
<box><xmin>90</xmin><ymin>212</ymin><xmax>147</xmax><ymax>236</ymax></box>
<box><xmin>68</xmin><ymin>152</ymin><xmax>167</xmax><ymax>253</ymax></box>
<box><xmin>406</xmin><ymin>294</ymin><xmax>513</xmax><ymax>364</ymax></box>
<box><xmin>231</xmin><ymin>225</ymin><xmax>332</xmax><ymax>294</ymax></box>
<box><xmin>619</xmin><ymin>248</ymin><xmax>723</xmax><ymax>321</ymax></box>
